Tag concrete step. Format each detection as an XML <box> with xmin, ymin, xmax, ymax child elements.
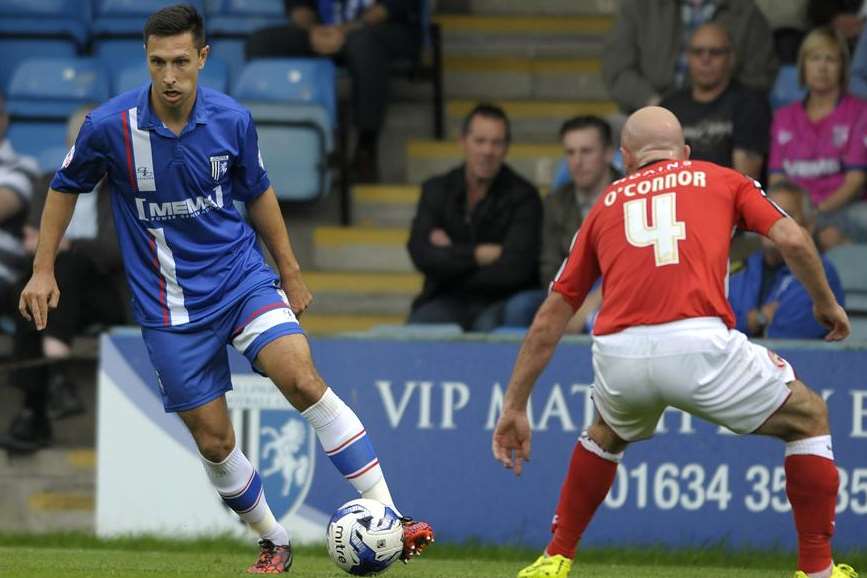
<box><xmin>353</xmin><ymin>184</ymin><xmax>421</xmax><ymax>227</ymax></box>
<box><xmin>379</xmin><ymin>102</ymin><xmax>435</xmax><ymax>184</ymax></box>
<box><xmin>313</xmin><ymin>226</ymin><xmax>413</xmax><ymax>273</ymax></box>
<box><xmin>436</xmin><ymin>15</ymin><xmax>611</xmax><ymax>58</ymax></box>
<box><xmin>305</xmin><ymin>271</ymin><xmax>421</xmax><ymax>316</ymax></box>
<box><xmin>0</xmin><ymin>448</ymin><xmax>95</xmax><ymax>532</ymax></box>
<box><xmin>301</xmin><ymin>313</ymin><xmax>406</xmax><ymax>335</ymax></box>
<box><xmin>446</xmin><ymin>99</ymin><xmax>618</xmax><ymax>142</ymax></box>
<box><xmin>444</xmin><ymin>56</ymin><xmax>607</xmax><ymax>100</ymax></box>
<box><xmin>406</xmin><ymin>139</ymin><xmax>561</xmax><ymax>187</ymax></box>
<box><xmin>459</xmin><ymin>0</ymin><xmax>616</xmax><ymax>16</ymax></box>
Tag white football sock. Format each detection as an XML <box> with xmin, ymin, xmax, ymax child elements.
<box><xmin>302</xmin><ymin>388</ymin><xmax>400</xmax><ymax>515</ymax></box>
<box><xmin>201</xmin><ymin>445</ymin><xmax>289</xmax><ymax>546</ymax></box>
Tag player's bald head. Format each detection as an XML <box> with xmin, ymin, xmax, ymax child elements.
<box><xmin>620</xmin><ymin>106</ymin><xmax>690</xmax><ymax>173</ymax></box>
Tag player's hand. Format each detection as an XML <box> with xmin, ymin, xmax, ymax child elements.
<box><xmin>429</xmin><ymin>228</ymin><xmax>451</xmax><ymax>247</ymax></box>
<box><xmin>814</xmin><ymin>302</ymin><xmax>850</xmax><ymax>341</ymax></box>
<box><xmin>492</xmin><ymin>407</ymin><xmax>531</xmax><ymax>477</ymax></box>
<box><xmin>474</xmin><ymin>243</ymin><xmax>503</xmax><ymax>266</ymax></box>
<box><xmin>282</xmin><ymin>272</ymin><xmax>313</xmax><ymax>318</ymax></box>
<box><xmin>19</xmin><ymin>271</ymin><xmax>60</xmax><ymax>331</ymax></box>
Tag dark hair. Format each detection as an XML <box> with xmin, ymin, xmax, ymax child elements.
<box><xmin>143</xmin><ymin>4</ymin><xmax>205</xmax><ymax>48</ymax></box>
<box><xmin>558</xmin><ymin>115</ymin><xmax>612</xmax><ymax>147</ymax></box>
<box><xmin>461</xmin><ymin>103</ymin><xmax>511</xmax><ymax>142</ymax></box>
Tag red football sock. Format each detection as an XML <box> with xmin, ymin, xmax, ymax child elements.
<box><xmin>547</xmin><ymin>439</ymin><xmax>619</xmax><ymax>559</ymax></box>
<box><xmin>785</xmin><ymin>454</ymin><xmax>839</xmax><ymax>574</ymax></box>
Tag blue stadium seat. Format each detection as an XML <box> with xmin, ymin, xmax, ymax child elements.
<box><xmin>770</xmin><ymin>65</ymin><xmax>806</xmax><ymax>109</ymax></box>
<box><xmin>233</xmin><ymin>59</ymin><xmax>336</xmax><ymax>202</ymax></box>
<box><xmin>0</xmin><ymin>39</ymin><xmax>77</xmax><ymax>93</ymax></box>
<box><xmin>113</xmin><ymin>56</ymin><xmax>229</xmax><ymax>95</ymax></box>
<box><xmin>233</xmin><ymin>58</ymin><xmax>336</xmax><ymax>127</ymax></box>
<box><xmin>851</xmin><ymin>316</ymin><xmax>867</xmax><ymax>341</ymax></box>
<box><xmin>209</xmin><ymin>39</ymin><xmax>246</xmax><ymax>88</ymax></box>
<box><xmin>92</xmin><ymin>0</ymin><xmax>206</xmax><ymax>36</ymax></box>
<box><xmin>0</xmin><ymin>0</ymin><xmax>91</xmax><ymax>47</ymax></box>
<box><xmin>6</xmin><ymin>121</ymin><xmax>68</xmax><ymax>173</ymax></box>
<box><xmin>6</xmin><ymin>57</ymin><xmax>110</xmax><ymax>120</ymax></box>
<box><xmin>206</xmin><ymin>0</ymin><xmax>287</xmax><ymax>36</ymax></box>
<box><xmin>826</xmin><ymin>244</ymin><xmax>867</xmax><ymax>314</ymax></box>
<box><xmin>93</xmin><ymin>38</ymin><xmax>146</xmax><ymax>75</ymax></box>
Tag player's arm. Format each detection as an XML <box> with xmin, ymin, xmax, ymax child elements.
<box><xmin>766</xmin><ymin>218</ymin><xmax>849</xmax><ymax>341</ymax></box>
<box><xmin>246</xmin><ymin>186</ymin><xmax>312</xmax><ymax>316</ymax></box>
<box><xmin>19</xmin><ymin>189</ymin><xmax>78</xmax><ymax>330</ymax></box>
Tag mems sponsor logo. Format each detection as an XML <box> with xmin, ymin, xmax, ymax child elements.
<box><xmin>134</xmin><ymin>186</ymin><xmax>224</xmax><ymax>221</ymax></box>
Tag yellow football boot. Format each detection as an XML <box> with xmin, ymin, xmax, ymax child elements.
<box><xmin>517</xmin><ymin>554</ymin><xmax>573</xmax><ymax>578</ymax></box>
<box><xmin>793</xmin><ymin>563</ymin><xmax>858</xmax><ymax>578</ymax></box>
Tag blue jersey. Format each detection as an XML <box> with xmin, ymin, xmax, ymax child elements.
<box><xmin>51</xmin><ymin>85</ymin><xmax>277</xmax><ymax>328</ymax></box>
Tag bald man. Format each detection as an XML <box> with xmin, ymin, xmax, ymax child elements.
<box><xmin>661</xmin><ymin>23</ymin><xmax>771</xmax><ymax>179</ymax></box>
<box><xmin>493</xmin><ymin>107</ymin><xmax>855</xmax><ymax>578</ymax></box>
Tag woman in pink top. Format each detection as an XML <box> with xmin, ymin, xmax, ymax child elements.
<box><xmin>769</xmin><ymin>27</ymin><xmax>867</xmax><ymax>249</ymax></box>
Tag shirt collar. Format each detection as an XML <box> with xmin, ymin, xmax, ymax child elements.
<box><xmin>135</xmin><ymin>84</ymin><xmax>209</xmax><ymax>131</ymax></box>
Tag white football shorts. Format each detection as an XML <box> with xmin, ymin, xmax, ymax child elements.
<box><xmin>590</xmin><ymin>317</ymin><xmax>794</xmax><ymax>441</ymax></box>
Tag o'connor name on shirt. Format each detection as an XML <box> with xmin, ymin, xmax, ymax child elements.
<box><xmin>604</xmin><ymin>161</ymin><xmax>707</xmax><ymax>206</ymax></box>
<box><xmin>134</xmin><ymin>185</ymin><xmax>224</xmax><ymax>221</ymax></box>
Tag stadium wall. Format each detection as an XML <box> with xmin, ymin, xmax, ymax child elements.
<box><xmin>97</xmin><ymin>329</ymin><xmax>867</xmax><ymax>548</ymax></box>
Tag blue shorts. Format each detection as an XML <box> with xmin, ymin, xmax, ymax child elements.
<box><xmin>141</xmin><ymin>282</ymin><xmax>304</xmax><ymax>412</ymax></box>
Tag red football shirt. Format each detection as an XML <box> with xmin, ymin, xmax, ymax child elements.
<box><xmin>551</xmin><ymin>159</ymin><xmax>786</xmax><ymax>335</ymax></box>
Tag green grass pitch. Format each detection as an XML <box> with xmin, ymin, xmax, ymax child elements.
<box><xmin>0</xmin><ymin>534</ymin><xmax>863</xmax><ymax>577</ymax></box>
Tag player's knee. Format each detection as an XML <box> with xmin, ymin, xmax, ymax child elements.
<box><xmin>195</xmin><ymin>430</ymin><xmax>235</xmax><ymax>462</ymax></box>
<box><xmin>788</xmin><ymin>391</ymin><xmax>830</xmax><ymax>440</ymax></box>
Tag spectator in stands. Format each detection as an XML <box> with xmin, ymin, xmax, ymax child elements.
<box><xmin>406</xmin><ymin>104</ymin><xmax>542</xmax><ymax>332</ymax></box>
<box><xmin>808</xmin><ymin>0</ymin><xmax>866</xmax><ymax>47</ymax></box>
<box><xmin>499</xmin><ymin>116</ymin><xmax>619</xmax><ymax>330</ymax></box>
<box><xmin>0</xmin><ymin>106</ymin><xmax>127</xmax><ymax>453</ymax></box>
<box><xmin>246</xmin><ymin>0</ymin><xmax>422</xmax><ymax>183</ymax></box>
<box><xmin>850</xmin><ymin>25</ymin><xmax>867</xmax><ymax>96</ymax></box>
<box><xmin>769</xmin><ymin>27</ymin><xmax>867</xmax><ymax>250</ymax></box>
<box><xmin>661</xmin><ymin>22</ymin><xmax>771</xmax><ymax>180</ymax></box>
<box><xmin>755</xmin><ymin>0</ymin><xmax>810</xmax><ymax>64</ymax></box>
<box><xmin>0</xmin><ymin>90</ymin><xmax>37</xmax><ymax>308</ymax></box>
<box><xmin>728</xmin><ymin>180</ymin><xmax>846</xmax><ymax>338</ymax></box>
<box><xmin>602</xmin><ymin>0</ymin><xmax>777</xmax><ymax>114</ymax></box>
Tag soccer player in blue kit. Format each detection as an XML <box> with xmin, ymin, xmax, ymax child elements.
<box><xmin>18</xmin><ymin>4</ymin><xmax>432</xmax><ymax>574</ymax></box>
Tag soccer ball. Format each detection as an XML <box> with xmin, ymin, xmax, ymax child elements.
<box><xmin>326</xmin><ymin>498</ymin><xmax>404</xmax><ymax>575</ymax></box>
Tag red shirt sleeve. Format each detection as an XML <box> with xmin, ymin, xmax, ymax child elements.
<box><xmin>550</xmin><ymin>208</ymin><xmax>601</xmax><ymax>310</ymax></box>
<box><xmin>735</xmin><ymin>175</ymin><xmax>787</xmax><ymax>236</ymax></box>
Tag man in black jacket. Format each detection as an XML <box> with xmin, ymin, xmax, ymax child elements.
<box><xmin>407</xmin><ymin>103</ymin><xmax>543</xmax><ymax>332</ymax></box>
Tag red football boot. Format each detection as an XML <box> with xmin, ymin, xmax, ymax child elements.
<box><xmin>246</xmin><ymin>539</ymin><xmax>293</xmax><ymax>574</ymax></box>
<box><xmin>400</xmin><ymin>518</ymin><xmax>434</xmax><ymax>562</ymax></box>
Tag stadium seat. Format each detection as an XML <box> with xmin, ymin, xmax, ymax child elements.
<box><xmin>113</xmin><ymin>56</ymin><xmax>229</xmax><ymax>95</ymax></box>
<box><xmin>770</xmin><ymin>65</ymin><xmax>806</xmax><ymax>109</ymax></box>
<box><xmin>233</xmin><ymin>59</ymin><xmax>336</xmax><ymax>202</ymax></box>
<box><xmin>234</xmin><ymin>58</ymin><xmax>336</xmax><ymax>126</ymax></box>
<box><xmin>92</xmin><ymin>0</ymin><xmax>206</xmax><ymax>36</ymax></box>
<box><xmin>6</xmin><ymin>121</ymin><xmax>68</xmax><ymax>173</ymax></box>
<box><xmin>826</xmin><ymin>244</ymin><xmax>867</xmax><ymax>313</ymax></box>
<box><xmin>0</xmin><ymin>39</ymin><xmax>77</xmax><ymax>93</ymax></box>
<box><xmin>6</xmin><ymin>57</ymin><xmax>110</xmax><ymax>120</ymax></box>
<box><xmin>209</xmin><ymin>39</ymin><xmax>246</xmax><ymax>89</ymax></box>
<box><xmin>0</xmin><ymin>0</ymin><xmax>91</xmax><ymax>47</ymax></box>
<box><xmin>206</xmin><ymin>0</ymin><xmax>287</xmax><ymax>36</ymax></box>
<box><xmin>363</xmin><ymin>323</ymin><xmax>464</xmax><ymax>338</ymax></box>
<box><xmin>93</xmin><ymin>38</ymin><xmax>147</xmax><ymax>76</ymax></box>
<box><xmin>851</xmin><ymin>316</ymin><xmax>867</xmax><ymax>341</ymax></box>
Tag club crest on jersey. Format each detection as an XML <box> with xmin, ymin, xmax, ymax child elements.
<box><xmin>210</xmin><ymin>154</ymin><xmax>229</xmax><ymax>182</ymax></box>
<box><xmin>236</xmin><ymin>409</ymin><xmax>316</xmax><ymax>520</ymax></box>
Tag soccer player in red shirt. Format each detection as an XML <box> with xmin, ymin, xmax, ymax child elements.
<box><xmin>493</xmin><ymin>107</ymin><xmax>855</xmax><ymax>578</ymax></box>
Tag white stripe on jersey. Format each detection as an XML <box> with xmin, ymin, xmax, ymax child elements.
<box><xmin>232</xmin><ymin>307</ymin><xmax>297</xmax><ymax>354</ymax></box>
<box><xmin>148</xmin><ymin>227</ymin><xmax>189</xmax><ymax>326</ymax></box>
<box><xmin>128</xmin><ymin>108</ymin><xmax>156</xmax><ymax>192</ymax></box>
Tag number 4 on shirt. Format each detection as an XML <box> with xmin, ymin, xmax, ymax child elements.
<box><xmin>624</xmin><ymin>192</ymin><xmax>686</xmax><ymax>267</ymax></box>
